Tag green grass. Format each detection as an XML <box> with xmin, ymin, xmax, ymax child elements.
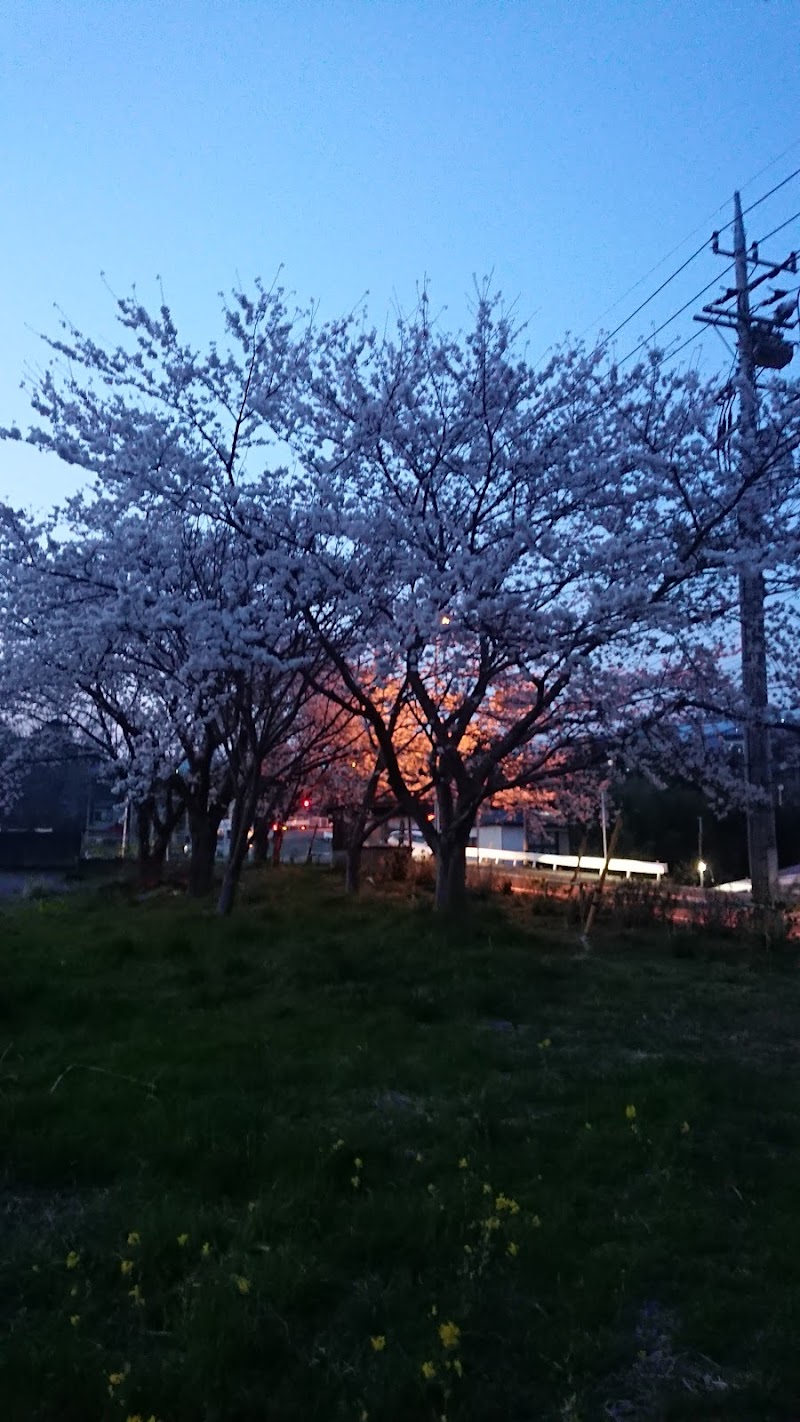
<box><xmin>2</xmin><ymin>868</ymin><xmax>800</xmax><ymax>1421</ymax></box>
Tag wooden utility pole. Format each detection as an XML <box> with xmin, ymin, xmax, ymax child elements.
<box><xmin>695</xmin><ymin>195</ymin><xmax>798</xmax><ymax>906</ymax></box>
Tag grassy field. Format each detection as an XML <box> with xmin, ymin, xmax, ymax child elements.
<box><xmin>2</xmin><ymin>869</ymin><xmax>800</xmax><ymax>1421</ymax></box>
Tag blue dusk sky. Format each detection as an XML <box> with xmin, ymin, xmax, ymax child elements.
<box><xmin>2</xmin><ymin>0</ymin><xmax>799</xmax><ymax>510</ymax></box>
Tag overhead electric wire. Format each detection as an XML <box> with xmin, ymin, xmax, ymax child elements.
<box><xmin>617</xmin><ymin>208</ymin><xmax>800</xmax><ymax>367</ymax></box>
<box><xmin>580</xmin><ymin>141</ymin><xmax>800</xmax><ymax>339</ymax></box>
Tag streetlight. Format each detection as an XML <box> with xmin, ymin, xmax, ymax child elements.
<box><xmin>697</xmin><ymin>858</ymin><xmax>707</xmax><ymax>888</ymax></box>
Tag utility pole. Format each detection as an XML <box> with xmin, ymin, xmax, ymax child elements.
<box><xmin>695</xmin><ymin>195</ymin><xmax>797</xmax><ymax>906</ymax></box>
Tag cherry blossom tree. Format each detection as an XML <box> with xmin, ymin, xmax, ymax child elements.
<box><xmin>279</xmin><ymin>291</ymin><xmax>767</xmax><ymax>910</ymax></box>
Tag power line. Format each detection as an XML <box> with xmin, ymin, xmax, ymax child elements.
<box><xmin>580</xmin><ymin>141</ymin><xmax>800</xmax><ymax>338</ymax></box>
<box><xmin>741</xmin><ymin>165</ymin><xmax>800</xmax><ymax>220</ymax></box>
<box><xmin>596</xmin><ymin>171</ymin><xmax>800</xmax><ymax>349</ymax></box>
<box><xmin>617</xmin><ymin>209</ymin><xmax>800</xmax><ymax>366</ymax></box>
<box><xmin>618</xmin><ymin>264</ymin><xmax>734</xmax><ymax>364</ymax></box>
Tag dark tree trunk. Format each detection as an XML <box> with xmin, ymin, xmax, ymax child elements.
<box><xmin>271</xmin><ymin>826</ymin><xmax>284</xmax><ymax>866</ymax></box>
<box><xmin>217</xmin><ymin>777</ymin><xmax>260</xmax><ymax>917</ymax></box>
<box><xmin>187</xmin><ymin>809</ymin><xmax>222</xmax><ymax>898</ymax></box>
<box><xmin>345</xmin><ymin>841</ymin><xmax>363</xmax><ymax>895</ymax></box>
<box><xmin>434</xmin><ymin>836</ymin><xmax>468</xmax><ymax>912</ymax></box>
<box><xmin>251</xmin><ymin>816</ymin><xmax>270</xmax><ymax>863</ymax></box>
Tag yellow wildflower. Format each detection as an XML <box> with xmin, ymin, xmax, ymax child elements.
<box><xmin>482</xmin><ymin>1182</ymin><xmax>492</xmax><ymax>1195</ymax></box>
<box><xmin>120</xmin><ymin>1258</ymin><xmax>134</xmax><ymax>1276</ymax></box>
<box><xmin>126</xmin><ymin>1416</ymin><xmax>143</xmax><ymax>1422</ymax></box>
<box><xmin>681</xmin><ymin>1121</ymin><xmax>691</xmax><ymax>1134</ymax></box>
<box><xmin>65</xmin><ymin>1251</ymin><xmax>79</xmax><ymax>1269</ymax></box>
<box><xmin>538</xmin><ymin>1037</ymin><xmax>551</xmax><ymax>1049</ymax></box>
<box><xmin>176</xmin><ymin>1233</ymin><xmax>189</xmax><ymax>1247</ymax></box>
<box><xmin>438</xmin><ymin>1320</ymin><xmax>461</xmax><ymax>1349</ymax></box>
<box><xmin>70</xmin><ymin>1314</ymin><xmax>80</xmax><ymax>1326</ymax></box>
<box><xmin>457</xmin><ymin>1157</ymin><xmax>469</xmax><ymax>1169</ymax></box>
<box><xmin>430</xmin><ymin>1303</ymin><xmax>438</xmax><ymax>1317</ymax></box>
<box><xmin>452</xmin><ymin>1357</ymin><xmax>463</xmax><ymax>1377</ymax></box>
<box><xmin>370</xmin><ymin>1334</ymin><xmax>386</xmax><ymax>1352</ymax></box>
<box><xmin>127</xmin><ymin>1231</ymin><xmax>140</xmax><ymax>1246</ymax></box>
<box><xmin>201</xmin><ymin>1241</ymin><xmax>211</xmax><ymax>1257</ymax></box>
<box><xmin>109</xmin><ymin>1372</ymin><xmax>125</xmax><ymax>1387</ymax></box>
<box><xmin>482</xmin><ymin>1216</ymin><xmax>500</xmax><ymax>1231</ymax></box>
<box><xmin>507</xmin><ymin>1241</ymin><xmax>519</xmax><ymax>1257</ymax></box>
<box><xmin>421</xmin><ymin>1360</ymin><xmax>437</xmax><ymax>1379</ymax></box>
<box><xmin>625</xmin><ymin>1104</ymin><xmax>637</xmax><ymax>1120</ymax></box>
<box><xmin>235</xmin><ymin>1275</ymin><xmax>251</xmax><ymax>1294</ymax></box>
<box><xmin>351</xmin><ymin>1175</ymin><xmax>360</xmax><ymax>1189</ymax></box>
<box><xmin>354</xmin><ymin>1157</ymin><xmax>363</xmax><ymax>1169</ymax></box>
<box><xmin>495</xmin><ymin>1193</ymin><xmax>520</xmax><ymax>1214</ymax></box>
<box><xmin>332</xmin><ymin>1138</ymin><xmax>345</xmax><ymax>1150</ymax></box>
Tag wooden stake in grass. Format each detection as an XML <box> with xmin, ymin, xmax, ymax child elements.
<box><xmin>580</xmin><ymin>814</ymin><xmax>623</xmax><ymax>947</ymax></box>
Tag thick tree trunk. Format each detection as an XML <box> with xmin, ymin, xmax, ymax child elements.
<box><xmin>187</xmin><ymin>810</ymin><xmax>222</xmax><ymax>898</ymax></box>
<box><xmin>345</xmin><ymin>841</ymin><xmax>363</xmax><ymax>895</ymax></box>
<box><xmin>217</xmin><ymin>778</ymin><xmax>260</xmax><ymax>917</ymax></box>
<box><xmin>251</xmin><ymin>816</ymin><xmax>270</xmax><ymax>863</ymax></box>
<box><xmin>434</xmin><ymin>837</ymin><xmax>467</xmax><ymax>912</ymax></box>
<box><xmin>271</xmin><ymin>826</ymin><xmax>284</xmax><ymax>867</ymax></box>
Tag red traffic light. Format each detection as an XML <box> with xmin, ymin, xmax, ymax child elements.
<box><xmin>302</xmin><ymin>797</ymin><xmax>311</xmax><ymax>809</ymax></box>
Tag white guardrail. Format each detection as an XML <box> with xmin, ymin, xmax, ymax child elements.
<box><xmin>409</xmin><ymin>843</ymin><xmax>667</xmax><ymax>881</ymax></box>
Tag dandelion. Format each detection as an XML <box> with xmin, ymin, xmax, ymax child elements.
<box><xmin>176</xmin><ymin>1233</ymin><xmax>189</xmax><ymax>1247</ymax></box>
<box><xmin>625</xmin><ymin>1104</ymin><xmax>637</xmax><ymax>1120</ymax></box>
<box><xmin>538</xmin><ymin>1037</ymin><xmax>552</xmax><ymax>1049</ymax></box>
<box><xmin>65</xmin><ymin>1251</ymin><xmax>80</xmax><ymax>1270</ymax></box>
<box><xmin>129</xmin><ymin>1284</ymin><xmax>145</xmax><ymax>1306</ymax></box>
<box><xmin>681</xmin><ymin>1121</ymin><xmax>691</xmax><ymax>1134</ymax></box>
<box><xmin>127</xmin><ymin>1231</ymin><xmax>140</xmax><ymax>1246</ymax></box>
<box><xmin>507</xmin><ymin>1241</ymin><xmax>519</xmax><ymax>1257</ymax></box>
<box><xmin>354</xmin><ymin>1157</ymin><xmax>363</xmax><ymax>1169</ymax></box>
<box><xmin>370</xmin><ymin>1334</ymin><xmax>386</xmax><ymax>1352</ymax></box>
<box><xmin>235</xmin><ymin>1275</ymin><xmax>251</xmax><ymax>1294</ymax></box>
<box><xmin>438</xmin><ymin>1320</ymin><xmax>461</xmax><ymax>1349</ymax></box>
<box><xmin>351</xmin><ymin>1175</ymin><xmax>360</xmax><ymax>1189</ymax></box>
<box><xmin>201</xmin><ymin>1242</ymin><xmax>211</xmax><ymax>1257</ymax></box>
<box><xmin>109</xmin><ymin>1372</ymin><xmax>125</xmax><ymax>1387</ymax></box>
<box><xmin>421</xmin><ymin>1361</ymin><xmax>437</xmax><ymax>1379</ymax></box>
<box><xmin>457</xmin><ymin>1157</ymin><xmax>469</xmax><ymax>1169</ymax></box>
<box><xmin>495</xmin><ymin>1194</ymin><xmax>520</xmax><ymax>1214</ymax></box>
<box><xmin>70</xmin><ymin>1314</ymin><xmax>80</xmax><ymax>1326</ymax></box>
<box><xmin>120</xmin><ymin>1258</ymin><xmax>134</xmax><ymax>1276</ymax></box>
